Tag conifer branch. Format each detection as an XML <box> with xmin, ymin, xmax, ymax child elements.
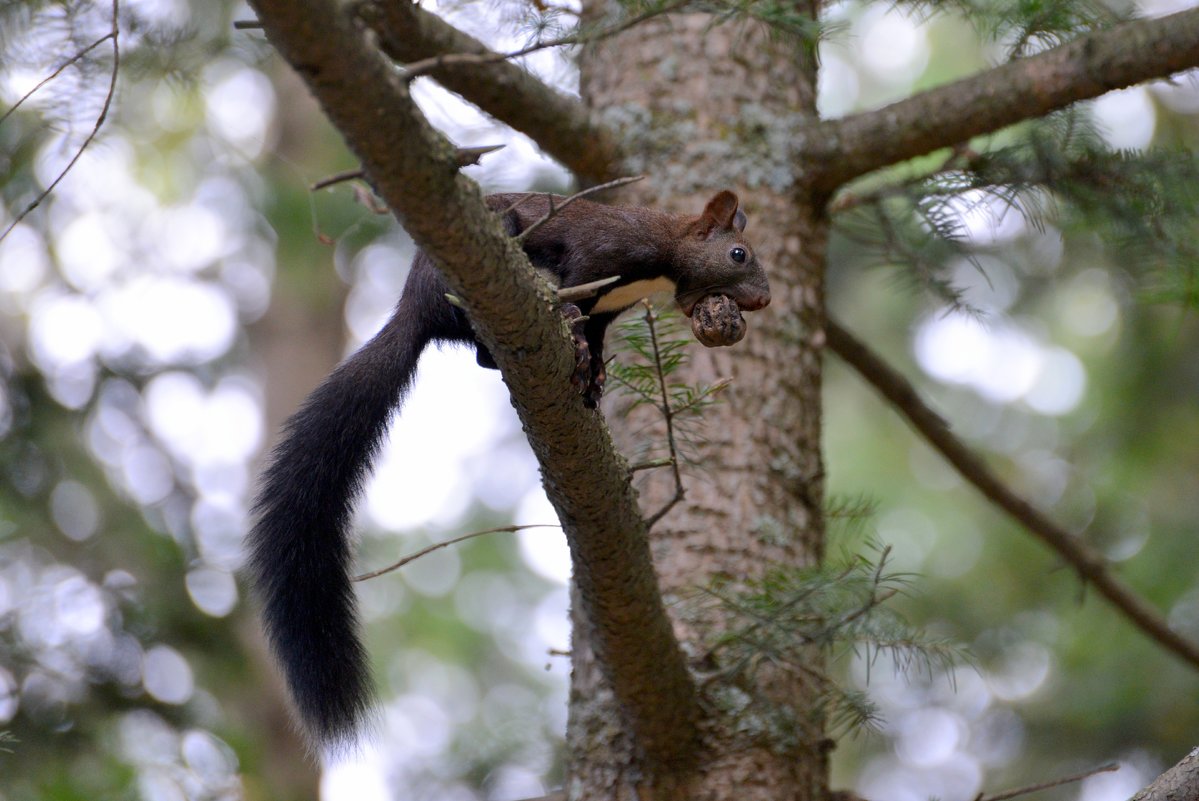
<box><xmin>641</xmin><ymin>301</ymin><xmax>687</xmax><ymax>528</ymax></box>
<box><xmin>825</xmin><ymin>317</ymin><xmax>1199</xmax><ymax>672</ymax></box>
<box><xmin>0</xmin><ymin>0</ymin><xmax>120</xmax><ymax>245</ymax></box>
<box><xmin>810</xmin><ymin>6</ymin><xmax>1199</xmax><ymax>193</ymax></box>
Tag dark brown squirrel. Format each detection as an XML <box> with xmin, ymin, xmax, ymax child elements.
<box><xmin>246</xmin><ymin>189</ymin><xmax>770</xmax><ymax>750</ymax></box>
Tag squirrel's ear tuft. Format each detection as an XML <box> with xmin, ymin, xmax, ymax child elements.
<box><xmin>695</xmin><ymin>190</ymin><xmax>740</xmax><ymax>237</ymax></box>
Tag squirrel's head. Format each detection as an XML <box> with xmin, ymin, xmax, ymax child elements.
<box><xmin>674</xmin><ymin>190</ymin><xmax>771</xmax><ymax>317</ymax></box>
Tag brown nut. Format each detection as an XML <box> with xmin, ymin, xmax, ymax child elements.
<box><xmin>690</xmin><ymin>294</ymin><xmax>746</xmax><ymax>347</ymax></box>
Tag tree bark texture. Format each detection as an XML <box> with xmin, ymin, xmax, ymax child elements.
<box><xmin>570</xmin><ymin>8</ymin><xmax>830</xmax><ymax>800</ymax></box>
<box><xmin>1132</xmin><ymin>748</ymin><xmax>1199</xmax><ymax>801</ymax></box>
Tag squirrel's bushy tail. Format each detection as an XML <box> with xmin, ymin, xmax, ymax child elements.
<box><xmin>247</xmin><ymin>292</ymin><xmax>429</xmax><ymax>750</ymax></box>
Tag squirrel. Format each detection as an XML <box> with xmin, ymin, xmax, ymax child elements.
<box><xmin>246</xmin><ymin>189</ymin><xmax>771</xmax><ymax>749</ymax></box>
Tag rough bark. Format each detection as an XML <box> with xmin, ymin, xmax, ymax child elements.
<box><xmin>1132</xmin><ymin>748</ymin><xmax>1199</xmax><ymax>801</ymax></box>
<box><xmin>247</xmin><ymin>0</ymin><xmax>700</xmax><ymax>772</ymax></box>
<box><xmin>571</xmin><ymin>7</ymin><xmax>830</xmax><ymax>800</ymax></box>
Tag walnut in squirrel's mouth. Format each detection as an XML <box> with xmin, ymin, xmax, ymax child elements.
<box><xmin>690</xmin><ymin>294</ymin><xmax>746</xmax><ymax>348</ymax></box>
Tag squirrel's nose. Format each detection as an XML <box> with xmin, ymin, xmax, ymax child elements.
<box><xmin>739</xmin><ymin>290</ymin><xmax>770</xmax><ymax>312</ymax></box>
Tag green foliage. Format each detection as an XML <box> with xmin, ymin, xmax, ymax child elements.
<box><xmin>835</xmin><ymin>186</ymin><xmax>980</xmax><ymax>310</ymax></box>
<box><xmin>608</xmin><ymin>301</ymin><xmax>731</xmax><ymax>467</ymax></box>
<box><xmin>973</xmin><ymin>114</ymin><xmax>1199</xmax><ymax>306</ymax></box>
<box><xmin>896</xmin><ymin>0</ymin><xmax>1124</xmax><ymax>55</ymax></box>
<box><xmin>704</xmin><ymin>0</ymin><xmax>829</xmax><ymax>43</ymax></box>
<box><xmin>834</xmin><ymin>110</ymin><xmax>1199</xmax><ymax>309</ymax></box>
<box><xmin>699</xmin><ymin>514</ymin><xmax>966</xmax><ymax>737</ymax></box>
<box><xmin>611</xmin><ymin>312</ymin><xmax>964</xmax><ymax>740</ymax></box>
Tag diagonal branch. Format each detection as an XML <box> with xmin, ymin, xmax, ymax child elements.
<box><xmin>824</xmin><ymin>318</ymin><xmax>1199</xmax><ymax>672</ymax></box>
<box><xmin>247</xmin><ymin>0</ymin><xmax>699</xmax><ymax>773</ymax></box>
<box><xmin>809</xmin><ymin>7</ymin><xmax>1199</xmax><ymax>194</ymax></box>
<box><xmin>0</xmin><ymin>31</ymin><xmax>114</xmax><ymax>128</ymax></box>
<box><xmin>0</xmin><ymin>0</ymin><xmax>120</xmax><ymax>244</ymax></box>
<box><xmin>358</xmin><ymin>0</ymin><xmax>622</xmax><ymax>184</ymax></box>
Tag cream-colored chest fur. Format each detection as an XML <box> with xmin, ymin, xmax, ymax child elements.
<box><xmin>591</xmin><ymin>277</ymin><xmax>678</xmax><ymax>313</ymax></box>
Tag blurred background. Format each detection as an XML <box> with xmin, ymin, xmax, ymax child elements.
<box><xmin>1</xmin><ymin>1</ymin><xmax>1197</xmax><ymax>800</ymax></box>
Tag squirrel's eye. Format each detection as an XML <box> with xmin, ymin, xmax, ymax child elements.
<box><xmin>730</xmin><ymin>247</ymin><xmax>747</xmax><ymax>264</ymax></box>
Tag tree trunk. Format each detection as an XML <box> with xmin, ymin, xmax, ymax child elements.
<box><xmin>568</xmin><ymin>7</ymin><xmax>831</xmax><ymax>799</ymax></box>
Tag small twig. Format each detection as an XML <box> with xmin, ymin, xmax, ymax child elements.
<box><xmin>310</xmin><ymin>145</ymin><xmax>501</xmax><ymax>194</ymax></box>
<box><xmin>501</xmin><ymin>193</ymin><xmax>540</xmax><ymax>217</ymax></box>
<box><xmin>0</xmin><ymin>0</ymin><xmax>120</xmax><ymax>245</ymax></box>
<box><xmin>0</xmin><ymin>33</ymin><xmax>114</xmax><ymax>129</ymax></box>
<box><xmin>825</xmin><ymin>317</ymin><xmax>1199</xmax><ymax>673</ymax></box>
<box><xmin>233</xmin><ymin>19</ymin><xmax>264</xmax><ymax>30</ymax></box>
<box><xmin>975</xmin><ymin>762</ymin><xmax>1119</xmax><ymax>801</ymax></box>
<box><xmin>838</xmin><ymin>588</ymin><xmax>900</xmax><ymax>630</ymax></box>
<box><xmin>630</xmin><ymin>457</ymin><xmax>675</xmax><ymax>473</ymax></box>
<box><xmin>454</xmin><ymin>143</ymin><xmax>505</xmax><ymax>167</ymax></box>
<box><xmin>515</xmin><ymin>175</ymin><xmax>644</xmax><ymax>243</ymax></box>
<box><xmin>354</xmin><ymin>523</ymin><xmax>559</xmax><ymax>581</ymax></box>
<box><xmin>311</xmin><ymin>168</ymin><xmax>366</xmax><ymax>192</ymax></box>
<box><xmin>401</xmin><ymin>0</ymin><xmax>690</xmax><ymax>80</ymax></box>
<box><xmin>557</xmin><ymin>275</ymin><xmax>622</xmax><ymax>302</ymax></box>
<box><xmin>642</xmin><ymin>301</ymin><xmax>686</xmax><ymax>528</ymax></box>
<box><xmin>353</xmin><ymin>184</ymin><xmax>390</xmax><ymax>215</ymax></box>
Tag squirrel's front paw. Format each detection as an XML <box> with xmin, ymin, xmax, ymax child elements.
<box><xmin>558</xmin><ymin>304</ymin><xmax>599</xmax><ymax>410</ymax></box>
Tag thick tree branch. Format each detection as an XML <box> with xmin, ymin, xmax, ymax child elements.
<box><xmin>358</xmin><ymin>0</ymin><xmax>622</xmax><ymax>184</ymax></box>
<box><xmin>824</xmin><ymin>318</ymin><xmax>1199</xmax><ymax>672</ymax></box>
<box><xmin>809</xmin><ymin>7</ymin><xmax>1199</xmax><ymax>194</ymax></box>
<box><xmin>1132</xmin><ymin>747</ymin><xmax>1199</xmax><ymax>801</ymax></box>
<box><xmin>247</xmin><ymin>0</ymin><xmax>699</xmax><ymax>772</ymax></box>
